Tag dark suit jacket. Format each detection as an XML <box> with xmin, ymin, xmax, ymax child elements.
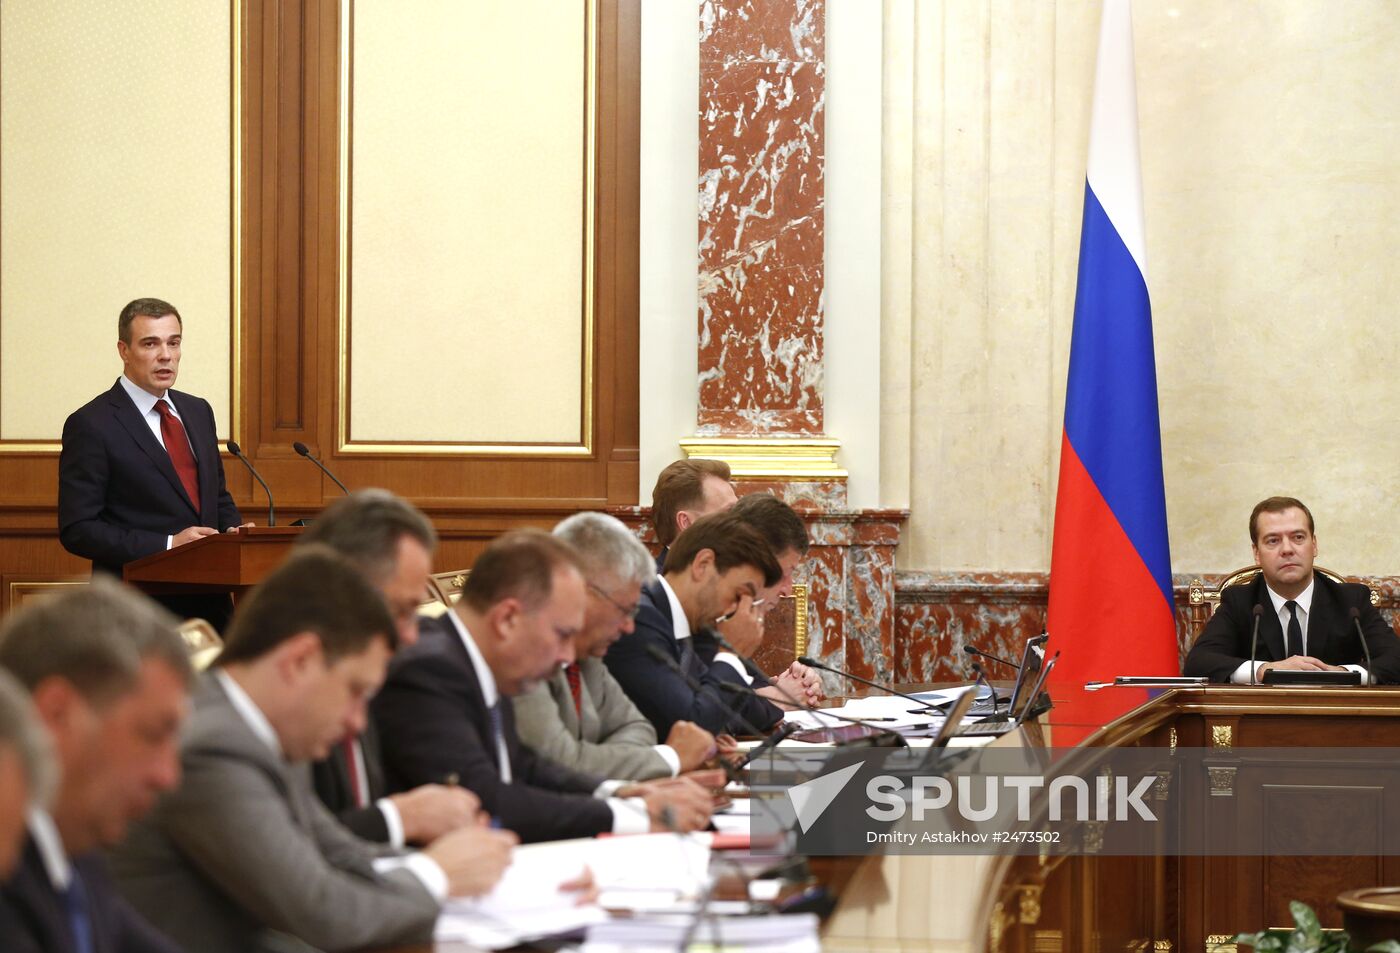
<box><xmin>0</xmin><ymin>836</ymin><xmax>184</xmax><ymax>953</ymax></box>
<box><xmin>311</xmin><ymin>724</ymin><xmax>392</xmax><ymax>843</ymax></box>
<box><xmin>1183</xmin><ymin>573</ymin><xmax>1400</xmax><ymax>684</ymax></box>
<box><xmin>603</xmin><ymin>578</ymin><xmax>783</xmax><ymax>737</ymax></box>
<box><xmin>372</xmin><ymin>614</ymin><xmax>616</xmax><ymax>843</ymax></box>
<box><xmin>58</xmin><ymin>380</ymin><xmax>241</xmax><ymax>577</ymax></box>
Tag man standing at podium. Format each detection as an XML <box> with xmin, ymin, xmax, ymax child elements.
<box><xmin>1184</xmin><ymin>496</ymin><xmax>1400</xmax><ymax>684</ymax></box>
<box><xmin>58</xmin><ymin>298</ymin><xmax>246</xmax><ymax>626</ymax></box>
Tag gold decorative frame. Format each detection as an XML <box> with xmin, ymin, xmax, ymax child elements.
<box><xmin>0</xmin><ymin>0</ymin><xmax>243</xmax><ymax>452</ymax></box>
<box><xmin>679</xmin><ymin>437</ymin><xmax>846</xmax><ymax>480</ymax></box>
<box><xmin>335</xmin><ymin>0</ymin><xmax>597</xmax><ymax>456</ymax></box>
<box><xmin>6</xmin><ymin>579</ymin><xmax>87</xmax><ymax>612</ymax></box>
<box><xmin>791</xmin><ymin>582</ymin><xmax>809</xmax><ymax>656</ymax></box>
<box><xmin>1211</xmin><ymin>725</ymin><xmax>1233</xmax><ymax>749</ymax></box>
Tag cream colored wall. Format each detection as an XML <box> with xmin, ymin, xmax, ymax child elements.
<box><xmin>884</xmin><ymin>0</ymin><xmax>1400</xmax><ymax>575</ymax></box>
<box><xmin>347</xmin><ymin>0</ymin><xmax>587</xmax><ymax>447</ymax></box>
<box><xmin>0</xmin><ymin>0</ymin><xmax>233</xmax><ymax>441</ymax></box>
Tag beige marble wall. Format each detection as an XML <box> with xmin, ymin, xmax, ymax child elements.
<box><xmin>885</xmin><ymin>0</ymin><xmax>1400</xmax><ymax>576</ymax></box>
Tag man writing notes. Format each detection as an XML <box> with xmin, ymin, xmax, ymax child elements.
<box><xmin>58</xmin><ymin>298</ymin><xmax>247</xmax><ymax>627</ymax></box>
<box><xmin>109</xmin><ymin>549</ymin><xmax>514</xmax><ymax>953</ymax></box>
<box><xmin>1184</xmin><ymin>496</ymin><xmax>1400</xmax><ymax>684</ymax></box>
<box><xmin>513</xmin><ymin>512</ymin><xmax>719</xmax><ymax>780</ymax></box>
<box><xmin>373</xmin><ymin>529</ymin><xmax>715</xmax><ymax>843</ymax></box>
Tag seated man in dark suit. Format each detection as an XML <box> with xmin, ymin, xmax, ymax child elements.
<box><xmin>373</xmin><ymin>529</ymin><xmax>716</xmax><ymax>844</ymax></box>
<box><xmin>0</xmin><ymin>670</ymin><xmax>51</xmax><ymax>881</ymax></box>
<box><xmin>605</xmin><ymin>511</ymin><xmax>785</xmax><ymax>737</ymax></box>
<box><xmin>711</xmin><ymin>494</ymin><xmax>825</xmax><ymax>708</ymax></box>
<box><xmin>514</xmin><ymin>512</ymin><xmax>719</xmax><ymax>780</ymax></box>
<box><xmin>300</xmin><ymin>490</ymin><xmax>477</xmax><ymax>845</ymax></box>
<box><xmin>0</xmin><ymin>580</ymin><xmax>193</xmax><ymax>953</ymax></box>
<box><xmin>58</xmin><ymin>298</ymin><xmax>248</xmax><ymax>627</ymax></box>
<box><xmin>108</xmin><ymin>549</ymin><xmax>515</xmax><ymax>953</ymax></box>
<box><xmin>1184</xmin><ymin>496</ymin><xmax>1400</xmax><ymax>684</ymax></box>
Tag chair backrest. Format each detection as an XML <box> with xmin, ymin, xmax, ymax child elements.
<box><xmin>428</xmin><ymin>569</ymin><xmax>470</xmax><ymax>607</ymax></box>
<box><xmin>1187</xmin><ymin>565</ymin><xmax>1376</xmax><ymax>632</ymax></box>
<box><xmin>177</xmin><ymin>618</ymin><xmax>224</xmax><ymax>671</ymax></box>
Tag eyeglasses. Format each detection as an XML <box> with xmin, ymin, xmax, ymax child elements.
<box><xmin>587</xmin><ymin>582</ymin><xmax>642</xmax><ymax>620</ymax></box>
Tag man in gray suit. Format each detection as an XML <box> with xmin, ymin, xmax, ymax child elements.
<box><xmin>109</xmin><ymin>547</ymin><xmax>516</xmax><ymax>953</ymax></box>
<box><xmin>514</xmin><ymin>513</ymin><xmax>718</xmax><ymax>780</ymax></box>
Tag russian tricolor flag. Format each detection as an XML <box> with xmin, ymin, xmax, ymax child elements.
<box><xmin>1048</xmin><ymin>0</ymin><xmax>1179</xmax><ymax>690</ymax></box>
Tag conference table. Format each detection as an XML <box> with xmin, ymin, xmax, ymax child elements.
<box><xmin>376</xmin><ymin>682</ymin><xmax>1400</xmax><ymax>952</ymax></box>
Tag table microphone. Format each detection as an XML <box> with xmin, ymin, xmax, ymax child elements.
<box><xmin>226</xmin><ymin>441</ymin><xmax>275</xmax><ymax>527</ymax></box>
<box><xmin>713</xmin><ymin>637</ymin><xmax>908</xmax><ymax>737</ymax></box>
<box><xmin>968</xmin><ymin>661</ymin><xmax>1002</xmax><ymax>720</ymax></box>
<box><xmin>1249</xmin><ymin>603</ymin><xmax>1263</xmax><ymax>685</ymax></box>
<box><xmin>796</xmin><ymin>656</ymin><xmax>944</xmax><ymax>713</ymax></box>
<box><xmin>292</xmin><ymin>441</ymin><xmax>351</xmax><ymax>495</ymax></box>
<box><xmin>963</xmin><ymin>644</ymin><xmax>1018</xmax><ymax>671</ymax></box>
<box><xmin>1350</xmin><ymin>607</ymin><xmax>1375</xmax><ymax>686</ymax></box>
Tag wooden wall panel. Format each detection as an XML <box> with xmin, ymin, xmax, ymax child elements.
<box><xmin>0</xmin><ymin>0</ymin><xmax>640</xmax><ymax>609</ymax></box>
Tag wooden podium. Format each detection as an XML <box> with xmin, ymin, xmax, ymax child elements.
<box><xmin>123</xmin><ymin>526</ymin><xmax>303</xmax><ymax>596</ymax></box>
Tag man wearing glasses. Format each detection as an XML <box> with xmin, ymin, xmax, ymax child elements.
<box><xmin>514</xmin><ymin>513</ymin><xmax>720</xmax><ymax>779</ymax></box>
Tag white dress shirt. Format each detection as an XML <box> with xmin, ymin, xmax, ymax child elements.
<box><xmin>27</xmin><ymin>808</ymin><xmax>71</xmax><ymax>891</ymax></box>
<box><xmin>441</xmin><ymin>611</ymin><xmax>650</xmax><ymax>834</ymax></box>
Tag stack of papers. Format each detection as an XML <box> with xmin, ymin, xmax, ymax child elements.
<box><xmin>433</xmin><ymin>833</ymin><xmax>713</xmax><ymax>949</ymax></box>
<box><xmin>583</xmin><ymin>911</ymin><xmax>821</xmax><ymax>953</ymax></box>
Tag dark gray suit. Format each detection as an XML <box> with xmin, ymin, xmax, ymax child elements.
<box><xmin>108</xmin><ymin>674</ymin><xmax>440</xmax><ymax>953</ymax></box>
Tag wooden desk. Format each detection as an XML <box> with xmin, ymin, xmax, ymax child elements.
<box><xmin>824</xmin><ymin>684</ymin><xmax>1400</xmax><ymax>953</ymax></box>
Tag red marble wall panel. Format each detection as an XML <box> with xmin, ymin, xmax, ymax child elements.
<box><xmin>697</xmin><ymin>0</ymin><xmax>826</xmax><ymax>436</ymax></box>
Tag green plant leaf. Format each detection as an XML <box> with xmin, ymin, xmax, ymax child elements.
<box><xmin>1290</xmin><ymin>901</ymin><xmax>1323</xmax><ymax>946</ymax></box>
<box><xmin>1366</xmin><ymin>942</ymin><xmax>1400</xmax><ymax>952</ymax></box>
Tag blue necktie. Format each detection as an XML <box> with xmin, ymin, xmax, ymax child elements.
<box><xmin>64</xmin><ymin>870</ymin><xmax>95</xmax><ymax>953</ymax></box>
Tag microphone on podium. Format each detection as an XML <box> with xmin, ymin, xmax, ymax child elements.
<box><xmin>1248</xmin><ymin>603</ymin><xmax>1264</xmax><ymax>685</ymax></box>
<box><xmin>1350</xmin><ymin>607</ymin><xmax>1375</xmax><ymax>686</ymax></box>
<box><xmin>226</xmin><ymin>440</ymin><xmax>275</xmax><ymax>527</ymax></box>
<box><xmin>292</xmin><ymin>441</ymin><xmax>351</xmax><ymax>495</ymax></box>
<box><xmin>963</xmin><ymin>644</ymin><xmax>1019</xmax><ymax>671</ymax></box>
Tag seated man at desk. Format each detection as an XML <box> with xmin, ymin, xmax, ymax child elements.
<box><xmin>1184</xmin><ymin>496</ymin><xmax>1400</xmax><ymax>684</ymax></box>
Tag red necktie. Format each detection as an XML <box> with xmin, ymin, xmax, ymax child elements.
<box><xmin>154</xmin><ymin>401</ymin><xmax>200</xmax><ymax>509</ymax></box>
<box><xmin>342</xmin><ymin>737</ymin><xmax>365</xmax><ymax>807</ymax></box>
<box><xmin>564</xmin><ymin>663</ymin><xmax>583</xmax><ymax>718</ymax></box>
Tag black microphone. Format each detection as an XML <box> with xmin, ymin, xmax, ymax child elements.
<box><xmin>226</xmin><ymin>441</ymin><xmax>275</xmax><ymax>527</ymax></box>
<box><xmin>736</xmin><ymin>721</ymin><xmax>801</xmax><ymax>769</ymax></box>
<box><xmin>1350</xmin><ymin>607</ymin><xmax>1374</xmax><ymax>686</ymax></box>
<box><xmin>714</xmin><ymin>637</ymin><xmax>906</xmax><ymax>738</ymax></box>
<box><xmin>963</xmin><ymin>644</ymin><xmax>1018</xmax><ymax>670</ymax></box>
<box><xmin>1249</xmin><ymin>603</ymin><xmax>1264</xmax><ymax>685</ymax></box>
<box><xmin>292</xmin><ymin>441</ymin><xmax>350</xmax><ymax>495</ymax></box>
<box><xmin>797</xmin><ymin>656</ymin><xmax>944</xmax><ymax>713</ymax></box>
<box><xmin>969</xmin><ymin>661</ymin><xmax>1002</xmax><ymax>721</ymax></box>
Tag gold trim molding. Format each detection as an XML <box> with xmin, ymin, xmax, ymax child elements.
<box><xmin>0</xmin><ymin>0</ymin><xmax>242</xmax><ymax>453</ymax></box>
<box><xmin>1210</xmin><ymin>725</ymin><xmax>1233</xmax><ymax>749</ymax></box>
<box><xmin>335</xmin><ymin>0</ymin><xmax>597</xmax><ymax>457</ymax></box>
<box><xmin>679</xmin><ymin>437</ymin><xmax>847</xmax><ymax>480</ymax></box>
<box><xmin>791</xmin><ymin>583</ymin><xmax>810</xmax><ymax>657</ymax></box>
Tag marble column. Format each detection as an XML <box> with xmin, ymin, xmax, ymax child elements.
<box><xmin>697</xmin><ymin>0</ymin><xmax>826</xmax><ymax>437</ymax></box>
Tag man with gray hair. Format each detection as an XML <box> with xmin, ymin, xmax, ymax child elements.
<box><xmin>0</xmin><ymin>670</ymin><xmax>53</xmax><ymax>880</ymax></box>
<box><xmin>301</xmin><ymin>490</ymin><xmax>478</xmax><ymax>845</ymax></box>
<box><xmin>514</xmin><ymin>512</ymin><xmax>719</xmax><ymax>779</ymax></box>
<box><xmin>0</xmin><ymin>579</ymin><xmax>192</xmax><ymax>953</ymax></box>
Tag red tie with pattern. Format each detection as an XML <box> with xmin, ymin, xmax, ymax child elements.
<box><xmin>154</xmin><ymin>401</ymin><xmax>200</xmax><ymax>509</ymax></box>
<box><xmin>564</xmin><ymin>663</ymin><xmax>583</xmax><ymax>718</ymax></box>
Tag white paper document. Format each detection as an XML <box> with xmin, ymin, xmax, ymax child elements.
<box><xmin>433</xmin><ymin>832</ymin><xmax>714</xmax><ymax>948</ymax></box>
